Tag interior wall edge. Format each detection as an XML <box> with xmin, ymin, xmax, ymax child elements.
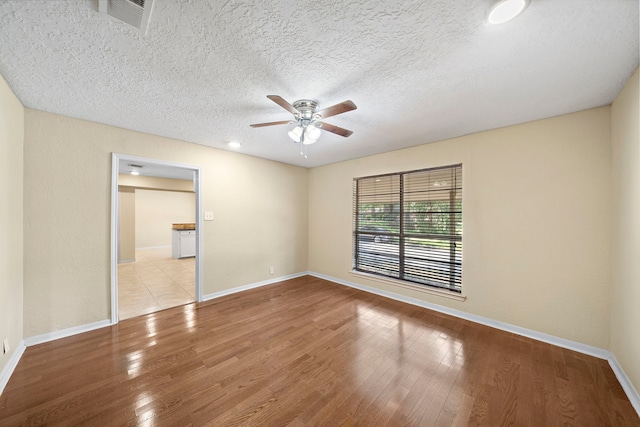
<box><xmin>609</xmin><ymin>353</ymin><xmax>640</xmax><ymax>417</ymax></box>
<box><xmin>0</xmin><ymin>73</ymin><xmax>24</xmax><ymax>389</ymax></box>
<box><xmin>0</xmin><ymin>340</ymin><xmax>26</xmax><ymax>396</ymax></box>
<box><xmin>609</xmin><ymin>66</ymin><xmax>640</xmax><ymax>407</ymax></box>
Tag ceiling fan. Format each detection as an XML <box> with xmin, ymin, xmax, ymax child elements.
<box><xmin>250</xmin><ymin>95</ymin><xmax>357</xmax><ymax>145</ymax></box>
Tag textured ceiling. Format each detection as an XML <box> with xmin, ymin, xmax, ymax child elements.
<box><xmin>0</xmin><ymin>0</ymin><xmax>638</xmax><ymax>168</ymax></box>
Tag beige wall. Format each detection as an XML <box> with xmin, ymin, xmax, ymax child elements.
<box><xmin>23</xmin><ymin>109</ymin><xmax>308</xmax><ymax>336</ymax></box>
<box><xmin>0</xmin><ymin>75</ymin><xmax>24</xmax><ymax>374</ymax></box>
<box><xmin>309</xmin><ymin>107</ymin><xmax>612</xmax><ymax>348</ymax></box>
<box><xmin>118</xmin><ymin>188</ymin><xmax>135</xmax><ymax>262</ymax></box>
<box><xmin>118</xmin><ymin>176</ymin><xmax>194</xmax><ymax>259</ymax></box>
<box><xmin>135</xmin><ymin>189</ymin><xmax>195</xmax><ymax>248</ymax></box>
<box><xmin>610</xmin><ymin>68</ymin><xmax>640</xmax><ymax>394</ymax></box>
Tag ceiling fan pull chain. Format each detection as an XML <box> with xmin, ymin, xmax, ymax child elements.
<box><xmin>299</xmin><ymin>137</ymin><xmax>308</xmax><ymax>159</ymax></box>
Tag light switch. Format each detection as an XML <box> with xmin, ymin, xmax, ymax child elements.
<box><xmin>204</xmin><ymin>211</ymin><xmax>214</xmax><ymax>221</ymax></box>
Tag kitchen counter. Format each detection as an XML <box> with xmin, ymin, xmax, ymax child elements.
<box><xmin>172</xmin><ymin>223</ymin><xmax>196</xmax><ymax>230</ymax></box>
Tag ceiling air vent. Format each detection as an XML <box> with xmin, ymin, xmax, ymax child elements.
<box><xmin>99</xmin><ymin>0</ymin><xmax>155</xmax><ymax>33</ymax></box>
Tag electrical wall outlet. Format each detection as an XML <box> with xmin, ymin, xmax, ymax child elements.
<box><xmin>3</xmin><ymin>338</ymin><xmax>9</xmax><ymax>354</ymax></box>
<box><xmin>204</xmin><ymin>211</ymin><xmax>214</xmax><ymax>221</ymax></box>
<box><xmin>269</xmin><ymin>266</ymin><xmax>274</xmax><ymax>275</ymax></box>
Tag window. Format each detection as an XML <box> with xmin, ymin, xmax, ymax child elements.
<box><xmin>353</xmin><ymin>164</ymin><xmax>462</xmax><ymax>293</ymax></box>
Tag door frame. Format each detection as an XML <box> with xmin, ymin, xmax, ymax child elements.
<box><xmin>109</xmin><ymin>153</ymin><xmax>204</xmax><ymax>324</ymax></box>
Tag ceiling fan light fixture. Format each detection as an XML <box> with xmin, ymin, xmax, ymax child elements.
<box><xmin>305</xmin><ymin>125</ymin><xmax>321</xmax><ymax>141</ymax></box>
<box><xmin>288</xmin><ymin>126</ymin><xmax>303</xmax><ymax>142</ymax></box>
<box><xmin>302</xmin><ymin>136</ymin><xmax>317</xmax><ymax>145</ymax></box>
<box><xmin>252</xmin><ymin>95</ymin><xmax>357</xmax><ymax>155</ymax></box>
<box><xmin>486</xmin><ymin>0</ymin><xmax>530</xmax><ymax>25</ymax></box>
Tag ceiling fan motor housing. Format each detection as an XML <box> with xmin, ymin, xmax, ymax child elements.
<box><xmin>292</xmin><ymin>99</ymin><xmax>319</xmax><ymax>120</ymax></box>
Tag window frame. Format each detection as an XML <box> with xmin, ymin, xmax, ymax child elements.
<box><xmin>353</xmin><ymin>164</ymin><xmax>463</xmax><ymax>293</ymax></box>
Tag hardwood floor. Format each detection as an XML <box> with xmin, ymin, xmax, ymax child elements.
<box><xmin>1</xmin><ymin>276</ymin><xmax>638</xmax><ymax>426</ymax></box>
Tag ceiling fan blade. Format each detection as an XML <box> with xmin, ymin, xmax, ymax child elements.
<box><xmin>250</xmin><ymin>120</ymin><xmax>291</xmax><ymax>128</ymax></box>
<box><xmin>266</xmin><ymin>95</ymin><xmax>299</xmax><ymax>115</ymax></box>
<box><xmin>317</xmin><ymin>100</ymin><xmax>357</xmax><ymax>119</ymax></box>
<box><xmin>318</xmin><ymin>121</ymin><xmax>353</xmax><ymax>138</ymax></box>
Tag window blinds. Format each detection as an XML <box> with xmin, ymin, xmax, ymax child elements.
<box><xmin>353</xmin><ymin>164</ymin><xmax>462</xmax><ymax>292</ymax></box>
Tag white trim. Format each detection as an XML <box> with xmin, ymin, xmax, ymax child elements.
<box><xmin>349</xmin><ymin>270</ymin><xmax>467</xmax><ymax>301</ymax></box>
<box><xmin>309</xmin><ymin>272</ymin><xmax>610</xmax><ymax>360</ymax></box>
<box><xmin>194</xmin><ymin>166</ymin><xmax>204</xmax><ymax>302</ymax></box>
<box><xmin>110</xmin><ymin>153</ymin><xmax>119</xmax><ymax>323</ymax></box>
<box><xmin>118</xmin><ymin>258</ymin><xmax>136</xmax><ymax>264</ymax></box>
<box><xmin>203</xmin><ymin>272</ymin><xmax>309</xmax><ymax>302</ymax></box>
<box><xmin>110</xmin><ymin>153</ymin><xmax>204</xmax><ymax>325</ymax></box>
<box><xmin>23</xmin><ymin>320</ymin><xmax>112</xmax><ymax>347</ymax></box>
<box><xmin>0</xmin><ymin>340</ymin><xmax>26</xmax><ymax>395</ymax></box>
<box><xmin>609</xmin><ymin>354</ymin><xmax>640</xmax><ymax>416</ymax></box>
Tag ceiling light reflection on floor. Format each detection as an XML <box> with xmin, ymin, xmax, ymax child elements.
<box><xmin>183</xmin><ymin>304</ymin><xmax>197</xmax><ymax>332</ymax></box>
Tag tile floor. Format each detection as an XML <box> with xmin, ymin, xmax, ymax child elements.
<box><xmin>117</xmin><ymin>248</ymin><xmax>195</xmax><ymax>320</ymax></box>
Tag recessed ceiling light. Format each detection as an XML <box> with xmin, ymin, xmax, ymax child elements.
<box><xmin>486</xmin><ymin>0</ymin><xmax>530</xmax><ymax>25</ymax></box>
<box><xmin>130</xmin><ymin>170</ymin><xmax>140</xmax><ymax>175</ymax></box>
<box><xmin>228</xmin><ymin>141</ymin><xmax>241</xmax><ymax>149</ymax></box>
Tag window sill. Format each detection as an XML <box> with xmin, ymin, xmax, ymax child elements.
<box><xmin>348</xmin><ymin>271</ymin><xmax>467</xmax><ymax>302</ymax></box>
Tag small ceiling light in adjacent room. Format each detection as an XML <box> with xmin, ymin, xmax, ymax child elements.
<box><xmin>486</xmin><ymin>0</ymin><xmax>530</xmax><ymax>25</ymax></box>
<box><xmin>128</xmin><ymin>163</ymin><xmax>142</xmax><ymax>175</ymax></box>
<box><xmin>228</xmin><ymin>141</ymin><xmax>241</xmax><ymax>149</ymax></box>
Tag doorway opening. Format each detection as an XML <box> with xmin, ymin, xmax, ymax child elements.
<box><xmin>110</xmin><ymin>153</ymin><xmax>203</xmax><ymax>323</ymax></box>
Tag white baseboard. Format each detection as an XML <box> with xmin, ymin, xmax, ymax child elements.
<box><xmin>609</xmin><ymin>354</ymin><xmax>640</xmax><ymax>416</ymax></box>
<box><xmin>23</xmin><ymin>319</ymin><xmax>112</xmax><ymax>347</ymax></box>
<box><xmin>0</xmin><ymin>340</ymin><xmax>26</xmax><ymax>395</ymax></box>
<box><xmin>203</xmin><ymin>272</ymin><xmax>309</xmax><ymax>302</ymax></box>
<box><xmin>309</xmin><ymin>272</ymin><xmax>609</xmax><ymax>359</ymax></box>
<box><xmin>118</xmin><ymin>258</ymin><xmax>135</xmax><ymax>264</ymax></box>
